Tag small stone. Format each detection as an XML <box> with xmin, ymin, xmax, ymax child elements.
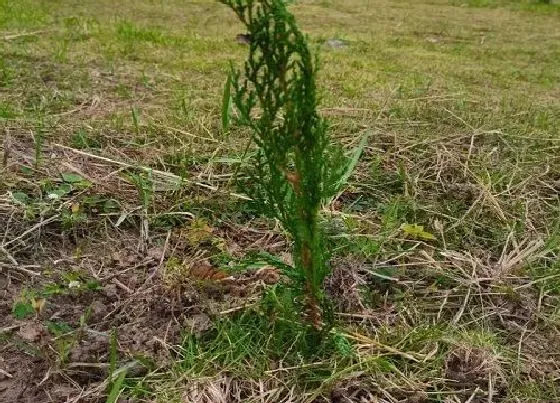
<box><xmin>18</xmin><ymin>322</ymin><xmax>43</xmax><ymax>342</ymax></box>
<box><xmin>256</xmin><ymin>266</ymin><xmax>280</xmax><ymax>285</ymax></box>
<box><xmin>185</xmin><ymin>313</ymin><xmax>212</xmax><ymax>335</ymax></box>
<box><xmin>236</xmin><ymin>33</ymin><xmax>251</xmax><ymax>45</ymax></box>
<box><xmin>326</xmin><ymin>39</ymin><xmax>348</xmax><ymax>49</ymax></box>
<box><xmin>104</xmin><ymin>284</ymin><xmax>118</xmax><ymax>300</ymax></box>
<box><xmin>91</xmin><ymin>299</ymin><xmax>108</xmax><ymax>317</ymax></box>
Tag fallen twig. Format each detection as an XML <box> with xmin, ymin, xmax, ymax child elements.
<box><xmin>150</xmin><ymin>122</ymin><xmax>219</xmax><ymax>143</ymax></box>
<box><xmin>1</xmin><ymin>30</ymin><xmax>51</xmax><ymax>40</ymax></box>
<box><xmin>0</xmin><ymin>324</ymin><xmax>21</xmax><ymax>334</ymax></box>
<box><xmin>112</xmin><ymin>278</ymin><xmax>133</xmax><ymax>294</ymax></box>
<box><xmin>343</xmin><ymin>331</ymin><xmax>424</xmax><ymax>362</ymax></box>
<box><xmin>2</xmin><ymin>214</ymin><xmax>60</xmax><ymax>248</ymax></box>
<box><xmin>0</xmin><ymin>246</ymin><xmax>18</xmax><ymax>265</ymax></box>
<box><xmin>53</xmin><ymin>143</ymin><xmax>251</xmax><ymax>200</ymax></box>
<box><xmin>0</xmin><ymin>262</ymin><xmax>41</xmax><ymax>277</ymax></box>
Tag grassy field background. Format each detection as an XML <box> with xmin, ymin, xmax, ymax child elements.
<box><xmin>1</xmin><ymin>0</ymin><xmax>560</xmax><ymax>402</ymax></box>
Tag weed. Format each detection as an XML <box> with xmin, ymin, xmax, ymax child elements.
<box><xmin>47</xmin><ymin>320</ymin><xmax>75</xmax><ymax>364</ymax></box>
<box><xmin>131</xmin><ymin>106</ymin><xmax>140</xmax><ymax>136</ymax></box>
<box><xmin>54</xmin><ymin>39</ymin><xmax>70</xmax><ymax>63</ymax></box>
<box><xmin>0</xmin><ymin>58</ymin><xmax>14</xmax><ymax>87</ymax></box>
<box><xmin>12</xmin><ymin>299</ymin><xmax>36</xmax><ymax>320</ymax></box>
<box><xmin>70</xmin><ymin>128</ymin><xmax>100</xmax><ymax>149</ymax></box>
<box><xmin>0</xmin><ymin>101</ymin><xmax>18</xmax><ymax>119</ymax></box>
<box><xmin>176</xmin><ymin>308</ymin><xmax>350</xmax><ymax>379</ymax></box>
<box><xmin>116</xmin><ymin>20</ymin><xmax>166</xmax><ymax>44</ymax></box>
<box><xmin>125</xmin><ymin>170</ymin><xmax>154</xmax><ymax>251</ymax></box>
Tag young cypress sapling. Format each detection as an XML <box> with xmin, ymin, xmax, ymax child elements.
<box><xmin>220</xmin><ymin>0</ymin><xmax>365</xmax><ymax>329</ymax></box>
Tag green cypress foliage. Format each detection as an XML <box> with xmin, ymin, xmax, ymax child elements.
<box><xmin>220</xmin><ymin>0</ymin><xmax>356</xmax><ymax>329</ymax></box>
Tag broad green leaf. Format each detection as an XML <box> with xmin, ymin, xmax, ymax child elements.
<box><xmin>11</xmin><ymin>192</ymin><xmax>29</xmax><ymax>204</ymax></box>
<box><xmin>46</xmin><ymin>321</ymin><xmax>73</xmax><ymax>336</ymax></box>
<box><xmin>12</xmin><ymin>301</ymin><xmax>35</xmax><ymax>319</ymax></box>
<box><xmin>50</xmin><ymin>183</ymin><xmax>73</xmax><ymax>198</ymax></box>
<box><xmin>61</xmin><ymin>172</ymin><xmax>85</xmax><ymax>184</ymax></box>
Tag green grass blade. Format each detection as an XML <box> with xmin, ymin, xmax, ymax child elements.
<box><xmin>131</xmin><ymin>107</ymin><xmax>140</xmax><ymax>135</ymax></box>
<box><xmin>331</xmin><ymin>129</ymin><xmax>371</xmax><ymax>200</ymax></box>
<box><xmin>108</xmin><ymin>328</ymin><xmax>118</xmax><ymax>388</ymax></box>
<box><xmin>105</xmin><ymin>370</ymin><xmax>127</xmax><ymax>403</ymax></box>
<box><xmin>221</xmin><ymin>72</ymin><xmax>233</xmax><ymax>135</ymax></box>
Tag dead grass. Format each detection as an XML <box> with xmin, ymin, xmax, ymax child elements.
<box><xmin>1</xmin><ymin>0</ymin><xmax>560</xmax><ymax>401</ymax></box>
